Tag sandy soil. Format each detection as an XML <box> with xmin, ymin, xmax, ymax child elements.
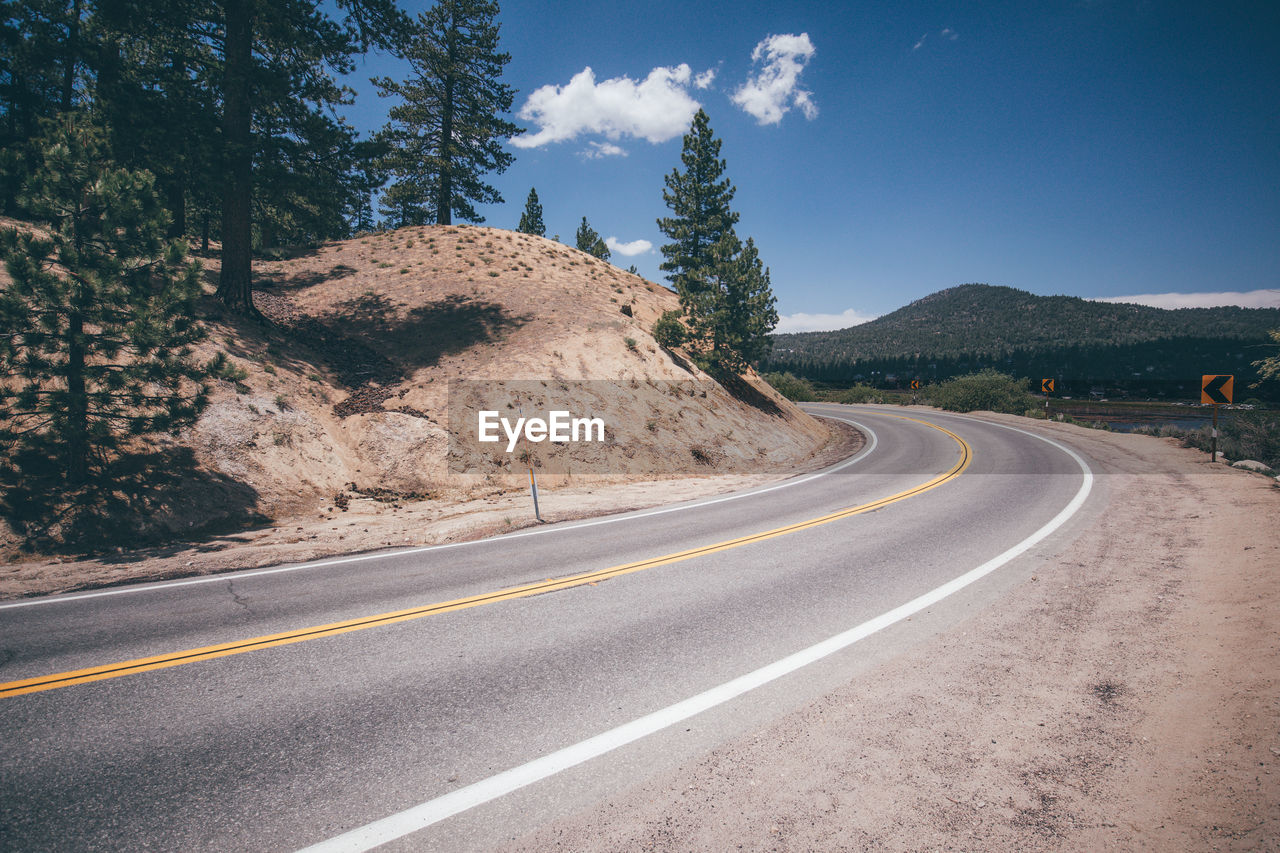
<box><xmin>499</xmin><ymin>416</ymin><xmax>1280</xmax><ymax>852</ymax></box>
<box><xmin>1</xmin><ymin>223</ymin><xmax>829</xmax><ymax>560</ymax></box>
<box><xmin>0</xmin><ymin>419</ymin><xmax>860</xmax><ymax>600</ymax></box>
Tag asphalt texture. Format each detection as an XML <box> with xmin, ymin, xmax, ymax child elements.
<box><xmin>0</xmin><ymin>406</ymin><xmax>1097</xmax><ymax>851</ymax></box>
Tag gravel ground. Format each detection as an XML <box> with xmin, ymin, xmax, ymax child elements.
<box><xmin>499</xmin><ymin>416</ymin><xmax>1279</xmax><ymax>852</ymax></box>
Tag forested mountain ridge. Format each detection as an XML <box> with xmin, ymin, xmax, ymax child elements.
<box><xmin>764</xmin><ymin>284</ymin><xmax>1280</xmax><ymax>397</ymax></box>
<box><xmin>772</xmin><ymin>284</ymin><xmax>1279</xmax><ymax>360</ymax></box>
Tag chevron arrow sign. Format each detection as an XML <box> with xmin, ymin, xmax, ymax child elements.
<box><xmin>1201</xmin><ymin>374</ymin><xmax>1233</xmax><ymax>405</ymax></box>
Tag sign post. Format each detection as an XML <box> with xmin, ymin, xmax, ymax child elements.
<box><xmin>1200</xmin><ymin>375</ymin><xmax>1234</xmax><ymax>461</ymax></box>
<box><xmin>529</xmin><ymin>466</ymin><xmax>543</xmax><ymax>522</ymax></box>
<box><xmin>1041</xmin><ymin>378</ymin><xmax>1054</xmax><ymax>418</ymax></box>
<box><xmin>909</xmin><ymin>378</ymin><xmax>920</xmax><ymax>403</ymax></box>
<box><xmin>518</xmin><ymin>405</ymin><xmax>545</xmax><ymax>521</ymax></box>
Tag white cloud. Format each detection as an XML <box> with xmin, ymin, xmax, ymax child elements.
<box><xmin>694</xmin><ymin>68</ymin><xmax>717</xmax><ymax>90</ymax></box>
<box><xmin>512</xmin><ymin>64</ymin><xmax>709</xmax><ymax>149</ymax></box>
<box><xmin>580</xmin><ymin>141</ymin><xmax>628</xmax><ymax>159</ymax></box>
<box><xmin>731</xmin><ymin>33</ymin><xmax>818</xmax><ymax>125</ymax></box>
<box><xmin>774</xmin><ymin>308</ymin><xmax>877</xmax><ymax>335</ymax></box>
<box><xmin>1092</xmin><ymin>289</ymin><xmax>1280</xmax><ymax>310</ymax></box>
<box><xmin>605</xmin><ymin>236</ymin><xmax>652</xmax><ymax>257</ymax></box>
<box><xmin>913</xmin><ymin>28</ymin><xmax>958</xmax><ymax>51</ymax></box>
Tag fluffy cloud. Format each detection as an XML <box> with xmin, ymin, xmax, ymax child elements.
<box><xmin>605</xmin><ymin>236</ymin><xmax>652</xmax><ymax>257</ymax></box>
<box><xmin>512</xmin><ymin>64</ymin><xmax>708</xmax><ymax>149</ymax></box>
<box><xmin>581</xmin><ymin>141</ymin><xmax>627</xmax><ymax>159</ymax></box>
<box><xmin>731</xmin><ymin>33</ymin><xmax>818</xmax><ymax>125</ymax></box>
<box><xmin>1092</xmin><ymin>289</ymin><xmax>1280</xmax><ymax>310</ymax></box>
<box><xmin>774</xmin><ymin>308</ymin><xmax>877</xmax><ymax>335</ymax></box>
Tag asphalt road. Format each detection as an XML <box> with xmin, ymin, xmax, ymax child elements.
<box><xmin>0</xmin><ymin>406</ymin><xmax>1097</xmax><ymax>851</ymax></box>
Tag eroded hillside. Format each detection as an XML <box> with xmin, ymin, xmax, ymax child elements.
<box><xmin>95</xmin><ymin>225</ymin><xmax>829</xmax><ymax>543</ymax></box>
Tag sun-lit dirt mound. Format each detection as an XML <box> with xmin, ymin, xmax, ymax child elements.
<box><xmin>163</xmin><ymin>225</ymin><xmax>829</xmax><ymax>532</ymax></box>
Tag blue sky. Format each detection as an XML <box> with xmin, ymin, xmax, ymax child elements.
<box><xmin>340</xmin><ymin>0</ymin><xmax>1280</xmax><ymax>331</ymax></box>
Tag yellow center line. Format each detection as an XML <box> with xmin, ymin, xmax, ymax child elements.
<box><xmin>1</xmin><ymin>414</ymin><xmax>971</xmax><ymax>699</ymax></box>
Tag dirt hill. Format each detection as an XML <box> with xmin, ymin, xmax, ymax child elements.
<box><xmin>1</xmin><ymin>223</ymin><xmax>830</xmax><ymax>557</ymax></box>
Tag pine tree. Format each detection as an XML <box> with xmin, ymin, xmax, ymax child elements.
<box><xmin>699</xmin><ymin>236</ymin><xmax>778</xmax><ymax>372</ymax></box>
<box><xmin>656</xmin><ymin>108</ymin><xmax>740</xmax><ymax>311</ymax></box>
<box><xmin>0</xmin><ymin>119</ymin><xmax>210</xmax><ymax>487</ymax></box>
<box><xmin>575</xmin><ymin>216</ymin><xmax>610</xmax><ymax>260</ymax></box>
<box><xmin>1</xmin><ymin>0</ymin><xmax>87</xmax><ymax>215</ymax></box>
<box><xmin>375</xmin><ymin>0</ymin><xmax>521</xmax><ymax>227</ymax></box>
<box><xmin>657</xmin><ymin>111</ymin><xmax>777</xmax><ymax>373</ymax></box>
<box><xmin>517</xmin><ymin>186</ymin><xmax>544</xmax><ymax>235</ymax></box>
<box><xmin>215</xmin><ymin>0</ymin><xmax>408</xmax><ymax>311</ymax></box>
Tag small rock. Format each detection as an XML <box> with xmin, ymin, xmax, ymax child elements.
<box><xmin>1232</xmin><ymin>459</ymin><xmax>1275</xmax><ymax>474</ymax></box>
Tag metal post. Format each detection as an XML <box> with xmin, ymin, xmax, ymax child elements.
<box><xmin>529</xmin><ymin>466</ymin><xmax>543</xmax><ymax>522</ymax></box>
<box><xmin>1211</xmin><ymin>404</ymin><xmax>1219</xmax><ymax>462</ymax></box>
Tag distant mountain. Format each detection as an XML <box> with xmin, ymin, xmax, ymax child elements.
<box><xmin>764</xmin><ymin>284</ymin><xmax>1280</xmax><ymax>398</ymax></box>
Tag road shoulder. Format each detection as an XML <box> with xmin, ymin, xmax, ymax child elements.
<box><xmin>500</xmin><ymin>416</ymin><xmax>1280</xmax><ymax>852</ymax></box>
<box><xmin>0</xmin><ymin>418</ymin><xmax>862</xmax><ymax>600</ymax></box>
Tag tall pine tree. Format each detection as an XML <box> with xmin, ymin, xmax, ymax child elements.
<box><xmin>0</xmin><ymin>119</ymin><xmax>210</xmax><ymax>487</ymax></box>
<box><xmin>374</xmin><ymin>0</ymin><xmax>521</xmax><ymax>227</ymax></box>
<box><xmin>517</xmin><ymin>186</ymin><xmax>544</xmax><ymax>235</ymax></box>
<box><xmin>657</xmin><ymin>111</ymin><xmax>777</xmax><ymax>374</ymax></box>
<box><xmin>693</xmin><ymin>235</ymin><xmax>777</xmax><ymax>373</ymax></box>
<box><xmin>657</xmin><ymin>108</ymin><xmax>739</xmax><ymax>311</ymax></box>
<box><xmin>214</xmin><ymin>0</ymin><xmax>408</xmax><ymax>312</ymax></box>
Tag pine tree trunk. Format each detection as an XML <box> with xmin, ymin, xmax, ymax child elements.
<box><xmin>438</xmin><ymin>85</ymin><xmax>453</xmax><ymax>225</ymax></box>
<box><xmin>216</xmin><ymin>0</ymin><xmax>256</xmax><ymax>314</ymax></box>
<box><xmin>61</xmin><ymin>0</ymin><xmax>82</xmax><ymax>112</ymax></box>
<box><xmin>168</xmin><ymin>54</ymin><xmax>188</xmax><ymax>239</ymax></box>
<box><xmin>436</xmin><ymin>16</ymin><xmax>456</xmax><ymax>226</ymax></box>
<box><xmin>168</xmin><ymin>176</ymin><xmax>186</xmax><ymax>239</ymax></box>
<box><xmin>65</xmin><ymin>308</ymin><xmax>88</xmax><ymax>485</ymax></box>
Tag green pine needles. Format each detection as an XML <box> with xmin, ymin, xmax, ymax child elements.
<box><xmin>575</xmin><ymin>216</ymin><xmax>610</xmax><ymax>261</ymax></box>
<box><xmin>374</xmin><ymin>0</ymin><xmax>522</xmax><ymax>226</ymax></box>
<box><xmin>0</xmin><ymin>120</ymin><xmax>210</xmax><ymax>488</ymax></box>
<box><xmin>657</xmin><ymin>110</ymin><xmax>777</xmax><ymax>374</ymax></box>
<box><xmin>518</xmin><ymin>187</ymin><xmax>545</xmax><ymax>236</ymax></box>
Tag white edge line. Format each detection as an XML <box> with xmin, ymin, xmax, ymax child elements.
<box><xmin>0</xmin><ymin>418</ymin><xmax>878</xmax><ymax>611</ymax></box>
<box><xmin>296</xmin><ymin>423</ymin><xmax>1093</xmax><ymax>853</ymax></box>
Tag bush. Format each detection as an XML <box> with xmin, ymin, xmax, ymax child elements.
<box><xmin>925</xmin><ymin>370</ymin><xmax>1037</xmax><ymax>414</ymax></box>
<box><xmin>762</xmin><ymin>371</ymin><xmax>817</xmax><ymax>402</ymax></box>
<box><xmin>651</xmin><ymin>310</ymin><xmax>686</xmax><ymax>349</ymax></box>
<box><xmin>1177</xmin><ymin>410</ymin><xmax>1280</xmax><ymax>469</ymax></box>
<box><xmin>828</xmin><ymin>383</ymin><xmax>884</xmax><ymax>405</ymax></box>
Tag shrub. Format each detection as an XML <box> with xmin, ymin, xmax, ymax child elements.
<box><xmin>651</xmin><ymin>310</ymin><xmax>687</xmax><ymax>349</ymax></box>
<box><xmin>925</xmin><ymin>370</ymin><xmax>1037</xmax><ymax>414</ymax></box>
<box><xmin>828</xmin><ymin>383</ymin><xmax>883</xmax><ymax>405</ymax></box>
<box><xmin>762</xmin><ymin>371</ymin><xmax>817</xmax><ymax>402</ymax></box>
<box><xmin>1177</xmin><ymin>410</ymin><xmax>1280</xmax><ymax>469</ymax></box>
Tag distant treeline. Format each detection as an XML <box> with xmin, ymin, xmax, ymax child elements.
<box><xmin>764</xmin><ymin>284</ymin><xmax>1280</xmax><ymax>400</ymax></box>
<box><xmin>762</xmin><ymin>337</ymin><xmax>1276</xmax><ymax>400</ymax></box>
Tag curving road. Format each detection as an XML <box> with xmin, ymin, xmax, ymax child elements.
<box><xmin>0</xmin><ymin>406</ymin><xmax>1096</xmax><ymax>851</ymax></box>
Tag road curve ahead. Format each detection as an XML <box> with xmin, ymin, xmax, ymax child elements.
<box><xmin>0</xmin><ymin>406</ymin><xmax>1095</xmax><ymax>852</ymax></box>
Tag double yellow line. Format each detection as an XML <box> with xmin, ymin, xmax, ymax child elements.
<box><xmin>1</xmin><ymin>415</ymin><xmax>971</xmax><ymax>700</ymax></box>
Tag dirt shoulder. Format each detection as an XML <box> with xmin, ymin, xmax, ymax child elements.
<box><xmin>500</xmin><ymin>415</ymin><xmax>1280</xmax><ymax>852</ymax></box>
<box><xmin>0</xmin><ymin>418</ymin><xmax>860</xmax><ymax>600</ymax></box>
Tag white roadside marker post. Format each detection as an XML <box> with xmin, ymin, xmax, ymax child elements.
<box><xmin>516</xmin><ymin>406</ymin><xmax>544</xmax><ymax>522</ymax></box>
<box><xmin>529</xmin><ymin>465</ymin><xmax>543</xmax><ymax>522</ymax></box>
